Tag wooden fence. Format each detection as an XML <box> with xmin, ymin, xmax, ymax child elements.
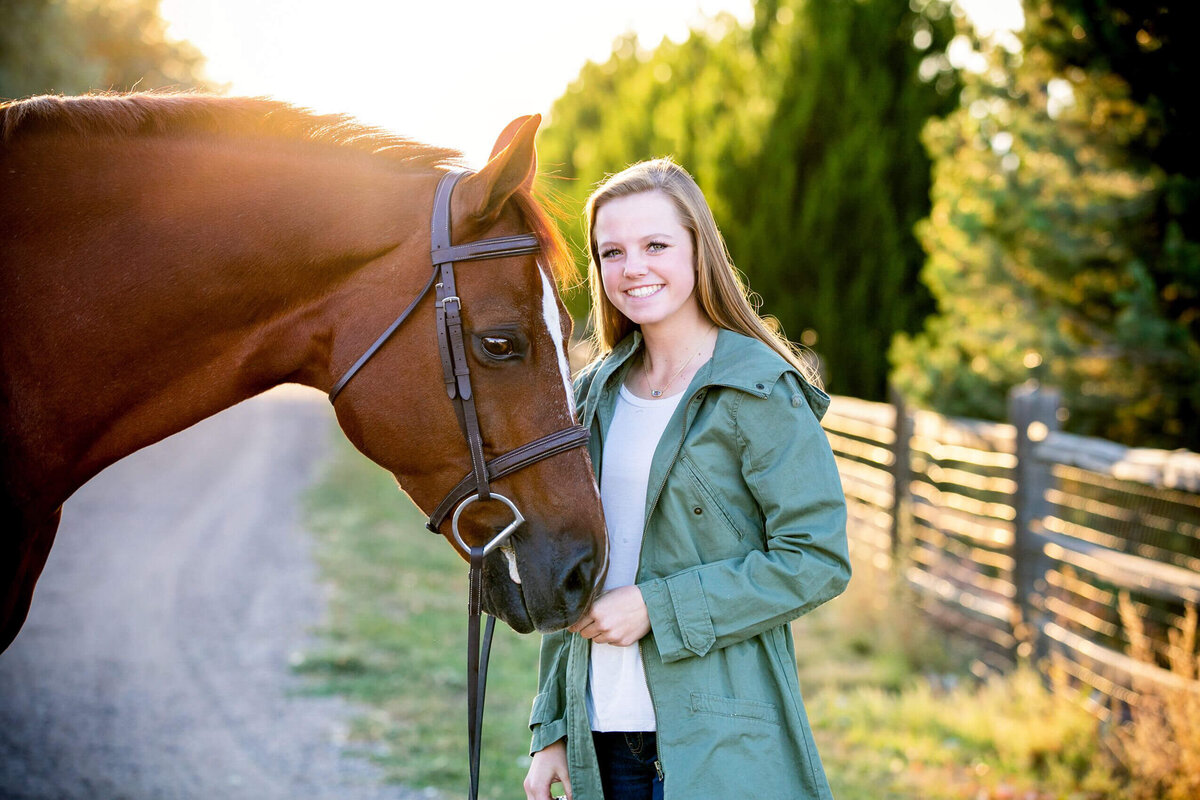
<box><xmin>824</xmin><ymin>383</ymin><xmax>1200</xmax><ymax>712</ymax></box>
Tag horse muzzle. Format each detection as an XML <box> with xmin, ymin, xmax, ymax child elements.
<box><xmin>482</xmin><ymin>529</ymin><xmax>603</xmax><ymax>634</ymax></box>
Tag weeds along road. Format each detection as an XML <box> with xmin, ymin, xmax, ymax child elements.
<box><xmin>0</xmin><ymin>387</ymin><xmax>422</xmax><ymax>800</ymax></box>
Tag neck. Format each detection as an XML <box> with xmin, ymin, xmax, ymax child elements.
<box><xmin>640</xmin><ymin>308</ymin><xmax>715</xmax><ymax>370</ymax></box>
<box><xmin>635</xmin><ymin>311</ymin><xmax>718</xmax><ymax>399</ymax></box>
<box><xmin>1</xmin><ymin>134</ymin><xmax>428</xmax><ymax>514</ymax></box>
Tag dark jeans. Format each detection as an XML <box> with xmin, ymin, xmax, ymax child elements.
<box><xmin>591</xmin><ymin>731</ymin><xmax>664</xmax><ymax>800</ymax></box>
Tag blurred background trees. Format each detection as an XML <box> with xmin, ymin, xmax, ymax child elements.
<box><xmin>5</xmin><ymin>0</ymin><xmax>1194</xmax><ymax>448</ymax></box>
<box><xmin>892</xmin><ymin>1</ymin><xmax>1199</xmax><ymax>448</ymax></box>
<box><xmin>539</xmin><ymin>0</ymin><xmax>960</xmax><ymax>404</ymax></box>
<box><xmin>540</xmin><ymin>0</ymin><xmax>1197</xmax><ymax>449</ymax></box>
<box><xmin>0</xmin><ymin>0</ymin><xmax>210</xmax><ymax>99</ymax></box>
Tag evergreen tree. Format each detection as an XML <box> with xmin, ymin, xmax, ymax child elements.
<box><xmin>1</xmin><ymin>0</ymin><xmax>210</xmax><ymax>100</ymax></box>
<box><xmin>539</xmin><ymin>1</ymin><xmax>957</xmax><ymax>401</ymax></box>
<box><xmin>537</xmin><ymin>19</ymin><xmax>759</xmax><ymax>320</ymax></box>
<box><xmin>891</xmin><ymin>1</ymin><xmax>1199</xmax><ymax>448</ymax></box>
<box><xmin>726</xmin><ymin>0</ymin><xmax>958</xmax><ymax>398</ymax></box>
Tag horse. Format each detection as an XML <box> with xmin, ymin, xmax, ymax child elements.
<box><xmin>0</xmin><ymin>93</ymin><xmax>608</xmax><ymax>654</ymax></box>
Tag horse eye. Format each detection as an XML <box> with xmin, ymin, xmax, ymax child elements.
<box><xmin>481</xmin><ymin>336</ymin><xmax>516</xmax><ymax>358</ymax></box>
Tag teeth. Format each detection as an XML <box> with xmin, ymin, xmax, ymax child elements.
<box><xmin>500</xmin><ymin>544</ymin><xmax>522</xmax><ymax>585</ymax></box>
<box><xmin>626</xmin><ymin>285</ymin><xmax>662</xmax><ymax>298</ymax></box>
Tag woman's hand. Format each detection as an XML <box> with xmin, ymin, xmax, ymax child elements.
<box><xmin>568</xmin><ymin>585</ymin><xmax>650</xmax><ymax>646</ymax></box>
<box><xmin>524</xmin><ymin>739</ymin><xmax>571</xmax><ymax>800</ymax></box>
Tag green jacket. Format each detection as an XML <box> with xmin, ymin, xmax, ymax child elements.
<box><xmin>529</xmin><ymin>328</ymin><xmax>850</xmax><ymax>800</ymax></box>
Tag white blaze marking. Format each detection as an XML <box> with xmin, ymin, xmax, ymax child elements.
<box><xmin>540</xmin><ymin>265</ymin><xmax>608</xmax><ymax>595</ymax></box>
<box><xmin>540</xmin><ymin>265</ymin><xmax>576</xmax><ymax>418</ymax></box>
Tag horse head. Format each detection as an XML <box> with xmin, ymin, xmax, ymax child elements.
<box><xmin>325</xmin><ymin>116</ymin><xmax>607</xmax><ymax>633</ymax></box>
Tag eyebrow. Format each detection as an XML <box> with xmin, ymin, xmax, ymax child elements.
<box><xmin>597</xmin><ymin>233</ymin><xmax>679</xmax><ymax>247</ymax></box>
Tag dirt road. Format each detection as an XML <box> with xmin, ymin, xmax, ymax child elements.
<box><xmin>0</xmin><ymin>387</ymin><xmax>423</xmax><ymax>800</ymax></box>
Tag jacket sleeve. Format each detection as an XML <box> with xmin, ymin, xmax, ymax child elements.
<box><xmin>528</xmin><ymin>630</ymin><xmax>571</xmax><ymax>754</ymax></box>
<box><xmin>638</xmin><ymin>373</ymin><xmax>851</xmax><ymax>664</ymax></box>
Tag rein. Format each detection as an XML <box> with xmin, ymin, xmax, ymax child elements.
<box><xmin>327</xmin><ymin>169</ymin><xmax>589</xmax><ymax>800</ymax></box>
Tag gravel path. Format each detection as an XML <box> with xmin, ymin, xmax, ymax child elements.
<box><xmin>0</xmin><ymin>386</ymin><xmax>424</xmax><ymax>800</ymax></box>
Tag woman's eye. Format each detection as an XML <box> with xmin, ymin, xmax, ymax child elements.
<box><xmin>481</xmin><ymin>336</ymin><xmax>516</xmax><ymax>358</ymax></box>
<box><xmin>600</xmin><ymin>248</ymin><xmax>621</xmax><ymax>260</ymax></box>
<box><xmin>647</xmin><ymin>242</ymin><xmax>667</xmax><ymax>252</ymax></box>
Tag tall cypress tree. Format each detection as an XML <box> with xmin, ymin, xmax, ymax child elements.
<box><xmin>725</xmin><ymin>0</ymin><xmax>958</xmax><ymax>399</ymax></box>
<box><xmin>891</xmin><ymin>1</ymin><xmax>1199</xmax><ymax>447</ymax></box>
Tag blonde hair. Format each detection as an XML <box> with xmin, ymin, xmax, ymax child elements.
<box><xmin>584</xmin><ymin>157</ymin><xmax>820</xmax><ymax>387</ymax></box>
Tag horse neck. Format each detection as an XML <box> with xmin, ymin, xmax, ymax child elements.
<box><xmin>1</xmin><ymin>134</ymin><xmax>431</xmax><ymax>511</ymax></box>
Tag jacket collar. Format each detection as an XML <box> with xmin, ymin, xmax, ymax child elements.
<box><xmin>581</xmin><ymin>327</ymin><xmax>829</xmax><ymax>426</ymax></box>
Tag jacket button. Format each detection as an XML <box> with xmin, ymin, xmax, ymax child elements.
<box><xmin>693</xmin><ymin>507</ymin><xmax>703</xmax><ymax>515</ymax></box>
<box><xmin>792</xmin><ymin>394</ymin><xmax>803</xmax><ymax>407</ymax></box>
<box><xmin>755</xmin><ymin>383</ymin><xmax>764</xmax><ymax>390</ymax></box>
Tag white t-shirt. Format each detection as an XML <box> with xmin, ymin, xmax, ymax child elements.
<box><xmin>587</xmin><ymin>384</ymin><xmax>684</xmax><ymax>732</ymax></box>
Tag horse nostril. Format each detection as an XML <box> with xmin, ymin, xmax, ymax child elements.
<box><xmin>562</xmin><ymin>557</ymin><xmax>589</xmax><ymax>597</ymax></box>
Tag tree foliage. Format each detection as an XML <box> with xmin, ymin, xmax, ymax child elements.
<box><xmin>537</xmin><ymin>17</ymin><xmax>763</xmax><ymax>315</ymax></box>
<box><xmin>0</xmin><ymin>0</ymin><xmax>210</xmax><ymax>100</ymax></box>
<box><xmin>891</xmin><ymin>1</ymin><xmax>1199</xmax><ymax>447</ymax></box>
<box><xmin>537</xmin><ymin>0</ymin><xmax>958</xmax><ymax>401</ymax></box>
<box><xmin>727</xmin><ymin>0</ymin><xmax>959</xmax><ymax>399</ymax></box>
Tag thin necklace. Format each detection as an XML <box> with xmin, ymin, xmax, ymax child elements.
<box><xmin>643</xmin><ymin>324</ymin><xmax>716</xmax><ymax>398</ymax></box>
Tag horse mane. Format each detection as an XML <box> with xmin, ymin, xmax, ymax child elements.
<box><xmin>0</xmin><ymin>92</ymin><xmax>576</xmax><ymax>287</ymax></box>
<box><xmin>0</xmin><ymin>92</ymin><xmax>464</xmax><ymax>169</ymax></box>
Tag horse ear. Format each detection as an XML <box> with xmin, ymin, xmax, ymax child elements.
<box><xmin>489</xmin><ymin>115</ymin><xmax>536</xmax><ymax>164</ymax></box>
<box><xmin>457</xmin><ymin>115</ymin><xmax>540</xmax><ymax>225</ymax></box>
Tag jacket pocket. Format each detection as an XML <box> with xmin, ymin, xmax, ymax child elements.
<box><xmin>679</xmin><ymin>455</ymin><xmax>745</xmax><ymax>541</ymax></box>
<box><xmin>690</xmin><ymin>692</ymin><xmax>781</xmax><ymax>726</ymax></box>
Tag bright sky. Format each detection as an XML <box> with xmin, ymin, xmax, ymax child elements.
<box><xmin>158</xmin><ymin>0</ymin><xmax>755</xmax><ymax>167</ymax></box>
<box><xmin>159</xmin><ymin>0</ymin><xmax>1022</xmax><ymax>168</ymax></box>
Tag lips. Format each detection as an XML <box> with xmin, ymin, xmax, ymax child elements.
<box><xmin>625</xmin><ymin>284</ymin><xmax>664</xmax><ymax>298</ymax></box>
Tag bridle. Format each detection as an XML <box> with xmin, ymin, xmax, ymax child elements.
<box><xmin>327</xmin><ymin>168</ymin><xmax>591</xmax><ymax>800</ymax></box>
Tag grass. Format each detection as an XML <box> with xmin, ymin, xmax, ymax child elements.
<box><xmin>299</xmin><ymin>433</ymin><xmax>542</xmax><ymax>799</ymax></box>
<box><xmin>299</xmin><ymin>430</ymin><xmax>1170</xmax><ymax>800</ymax></box>
<box><xmin>1109</xmin><ymin>594</ymin><xmax>1200</xmax><ymax>800</ymax></box>
<box><xmin>789</xmin><ymin>553</ymin><xmax>1118</xmax><ymax>800</ymax></box>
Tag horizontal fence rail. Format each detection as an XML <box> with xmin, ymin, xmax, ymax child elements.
<box><xmin>823</xmin><ymin>385</ymin><xmax>1200</xmax><ymax>710</ymax></box>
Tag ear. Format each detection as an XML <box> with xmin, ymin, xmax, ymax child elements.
<box><xmin>456</xmin><ymin>114</ymin><xmax>540</xmax><ymax>226</ymax></box>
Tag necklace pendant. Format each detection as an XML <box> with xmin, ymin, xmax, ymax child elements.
<box><xmin>651</xmin><ymin>390</ymin><xmax>663</xmax><ymax>398</ymax></box>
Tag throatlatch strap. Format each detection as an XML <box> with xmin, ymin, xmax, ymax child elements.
<box><xmin>327</xmin><ymin>265</ymin><xmax>440</xmax><ymax>403</ymax></box>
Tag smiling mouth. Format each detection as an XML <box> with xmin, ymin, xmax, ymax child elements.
<box><xmin>625</xmin><ymin>284</ymin><xmax>664</xmax><ymax>298</ymax></box>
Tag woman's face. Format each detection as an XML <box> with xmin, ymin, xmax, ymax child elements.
<box><xmin>594</xmin><ymin>191</ymin><xmax>699</xmax><ymax>330</ymax></box>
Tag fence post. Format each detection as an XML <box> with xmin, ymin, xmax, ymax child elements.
<box><xmin>889</xmin><ymin>385</ymin><xmax>911</xmax><ymax>560</ymax></box>
<box><xmin>1008</xmin><ymin>382</ymin><xmax>1061</xmax><ymax>664</ymax></box>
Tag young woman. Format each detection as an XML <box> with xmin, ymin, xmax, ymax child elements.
<box><xmin>523</xmin><ymin>159</ymin><xmax>850</xmax><ymax>800</ymax></box>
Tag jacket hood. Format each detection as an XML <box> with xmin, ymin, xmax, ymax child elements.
<box><xmin>580</xmin><ymin>328</ymin><xmax>829</xmax><ymax>425</ymax></box>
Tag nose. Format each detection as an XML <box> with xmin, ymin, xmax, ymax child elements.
<box><xmin>623</xmin><ymin>256</ymin><xmax>647</xmax><ymax>278</ymax></box>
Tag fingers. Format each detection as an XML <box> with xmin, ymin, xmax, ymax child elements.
<box><xmin>524</xmin><ymin>771</ymin><xmax>571</xmax><ymax>799</ymax></box>
<box><xmin>523</xmin><ymin>773</ymin><xmax>550</xmax><ymax>800</ymax></box>
<box><xmin>568</xmin><ymin>588</ymin><xmax>650</xmax><ymax>646</ymax></box>
<box><xmin>525</xmin><ymin>742</ymin><xmax>571</xmax><ymax>800</ymax></box>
